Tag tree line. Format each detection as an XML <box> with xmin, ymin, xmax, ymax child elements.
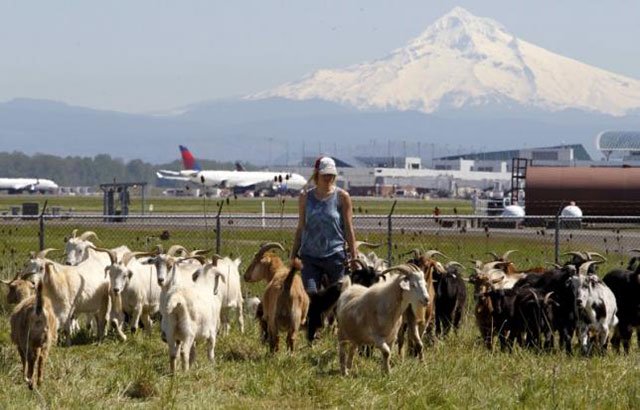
<box><xmin>0</xmin><ymin>151</ymin><xmax>255</xmax><ymax>187</ymax></box>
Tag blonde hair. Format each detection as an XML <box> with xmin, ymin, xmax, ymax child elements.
<box><xmin>302</xmin><ymin>169</ymin><xmax>336</xmax><ymax>192</ymax></box>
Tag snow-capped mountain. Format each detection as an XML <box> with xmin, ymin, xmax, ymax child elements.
<box><xmin>251</xmin><ymin>7</ymin><xmax>640</xmax><ymax>116</ymax></box>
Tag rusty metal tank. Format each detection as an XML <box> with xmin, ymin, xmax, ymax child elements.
<box><xmin>525</xmin><ymin>166</ymin><xmax>640</xmax><ymax>216</ymax></box>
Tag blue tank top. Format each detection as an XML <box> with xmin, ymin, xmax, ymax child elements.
<box><xmin>300</xmin><ymin>187</ymin><xmax>345</xmax><ymax>258</ymax></box>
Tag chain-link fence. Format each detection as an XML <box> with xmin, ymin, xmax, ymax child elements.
<box><xmin>2</xmin><ymin>212</ymin><xmax>640</xmax><ymax>281</ymax></box>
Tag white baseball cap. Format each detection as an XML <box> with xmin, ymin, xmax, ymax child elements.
<box><xmin>317</xmin><ymin>156</ymin><xmax>337</xmax><ymax>175</ymax></box>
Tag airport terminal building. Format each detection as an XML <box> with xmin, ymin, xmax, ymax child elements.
<box><xmin>290</xmin><ymin>144</ymin><xmax>592</xmax><ymax>198</ymax></box>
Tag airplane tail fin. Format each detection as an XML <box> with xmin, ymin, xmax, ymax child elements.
<box><xmin>179</xmin><ymin>145</ymin><xmax>202</xmax><ymax>171</ymax></box>
<box><xmin>235</xmin><ymin>161</ymin><xmax>246</xmax><ymax>171</ymax></box>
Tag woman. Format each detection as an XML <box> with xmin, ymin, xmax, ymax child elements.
<box><xmin>290</xmin><ymin>156</ymin><xmax>356</xmax><ymax>294</ymax></box>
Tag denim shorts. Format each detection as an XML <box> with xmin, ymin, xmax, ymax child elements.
<box><xmin>301</xmin><ymin>251</ymin><xmax>346</xmax><ymax>294</ymax></box>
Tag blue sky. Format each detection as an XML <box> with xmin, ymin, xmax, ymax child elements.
<box><xmin>1</xmin><ymin>0</ymin><xmax>638</xmax><ymax>113</ymax></box>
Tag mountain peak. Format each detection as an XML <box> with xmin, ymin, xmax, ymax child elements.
<box><xmin>252</xmin><ymin>8</ymin><xmax>640</xmax><ymax>116</ymax></box>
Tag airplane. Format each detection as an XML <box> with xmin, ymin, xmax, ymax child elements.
<box><xmin>0</xmin><ymin>177</ymin><xmax>59</xmax><ymax>194</ymax></box>
<box><xmin>156</xmin><ymin>145</ymin><xmax>308</xmax><ymax>192</ymax></box>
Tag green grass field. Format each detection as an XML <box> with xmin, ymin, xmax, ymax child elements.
<box><xmin>1</xmin><ymin>203</ymin><xmax>639</xmax><ymax>408</ymax></box>
<box><xmin>1</xmin><ymin>277</ymin><xmax>638</xmax><ymax>408</ymax></box>
<box><xmin>0</xmin><ymin>194</ymin><xmax>472</xmax><ymax>215</ymax></box>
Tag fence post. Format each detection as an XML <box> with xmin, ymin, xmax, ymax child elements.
<box><xmin>39</xmin><ymin>200</ymin><xmax>48</xmax><ymax>251</ymax></box>
<box><xmin>215</xmin><ymin>201</ymin><xmax>224</xmax><ymax>254</ymax></box>
<box><xmin>554</xmin><ymin>213</ymin><xmax>561</xmax><ymax>264</ymax></box>
<box><xmin>387</xmin><ymin>200</ymin><xmax>397</xmax><ymax>265</ymax></box>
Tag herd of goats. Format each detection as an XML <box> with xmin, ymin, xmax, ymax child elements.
<box><xmin>3</xmin><ymin>229</ymin><xmax>640</xmax><ymax>388</ymax></box>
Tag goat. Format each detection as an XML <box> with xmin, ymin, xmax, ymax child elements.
<box><xmin>244</xmin><ymin>242</ymin><xmax>309</xmax><ymax>353</ymax></box>
<box><xmin>91</xmin><ymin>246</ymin><xmax>161</xmax><ymax>341</ymax></box>
<box><xmin>2</xmin><ymin>272</ymin><xmax>36</xmax><ymax>304</ymax></box>
<box><xmin>399</xmin><ymin>249</ymin><xmax>443</xmax><ymax>354</ymax></box>
<box><xmin>63</xmin><ymin>229</ymin><xmax>129</xmax><ymax>266</ymax></box>
<box><xmin>33</xmin><ymin>251</ymin><xmax>111</xmax><ymax>345</ymax></box>
<box><xmin>433</xmin><ymin>261</ymin><xmax>467</xmax><ymax>337</ymax></box>
<box><xmin>603</xmin><ymin>249</ymin><xmax>640</xmax><ymax>353</ymax></box>
<box><xmin>164</xmin><ymin>263</ymin><xmax>224</xmax><ymax>372</ymax></box>
<box><xmin>336</xmin><ymin>264</ymin><xmax>429</xmax><ymax>375</ymax></box>
<box><xmin>10</xmin><ymin>281</ymin><xmax>58</xmax><ymax>389</ymax></box>
<box><xmin>568</xmin><ymin>261</ymin><xmax>618</xmax><ymax>355</ymax></box>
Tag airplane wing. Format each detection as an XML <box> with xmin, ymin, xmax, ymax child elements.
<box><xmin>157</xmin><ymin>169</ymin><xmax>182</xmax><ymax>176</ymax></box>
<box><xmin>156</xmin><ymin>172</ymin><xmax>191</xmax><ymax>182</ymax></box>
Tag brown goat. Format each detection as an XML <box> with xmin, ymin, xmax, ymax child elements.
<box><xmin>468</xmin><ymin>272</ymin><xmax>503</xmax><ymax>349</ymax></box>
<box><xmin>2</xmin><ymin>272</ymin><xmax>36</xmax><ymax>304</ymax></box>
<box><xmin>398</xmin><ymin>250</ymin><xmax>442</xmax><ymax>355</ymax></box>
<box><xmin>244</xmin><ymin>243</ymin><xmax>309</xmax><ymax>353</ymax></box>
<box><xmin>10</xmin><ymin>281</ymin><xmax>58</xmax><ymax>389</ymax></box>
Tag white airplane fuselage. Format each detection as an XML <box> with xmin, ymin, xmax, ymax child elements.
<box><xmin>0</xmin><ymin>178</ymin><xmax>59</xmax><ymax>193</ymax></box>
<box><xmin>166</xmin><ymin>170</ymin><xmax>308</xmax><ymax>191</ymax></box>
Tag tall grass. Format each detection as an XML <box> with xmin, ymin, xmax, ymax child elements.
<box><xmin>1</xmin><ymin>298</ymin><xmax>639</xmax><ymax>408</ymax></box>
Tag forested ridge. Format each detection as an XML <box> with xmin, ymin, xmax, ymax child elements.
<box><xmin>0</xmin><ymin>151</ymin><xmax>255</xmax><ymax>186</ymax></box>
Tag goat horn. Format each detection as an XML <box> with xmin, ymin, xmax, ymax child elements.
<box><xmin>36</xmin><ymin>248</ymin><xmax>59</xmax><ymax>259</ymax></box>
<box><xmin>578</xmin><ymin>260</ymin><xmax>599</xmax><ymax>276</ymax></box>
<box><xmin>380</xmin><ymin>264</ymin><xmax>418</xmax><ymax>277</ymax></box>
<box><xmin>71</xmin><ymin>229</ymin><xmax>78</xmax><ymax>238</ymax></box>
<box><xmin>586</xmin><ymin>252</ymin><xmax>607</xmax><ymax>262</ymax></box>
<box><xmin>121</xmin><ymin>251</ymin><xmax>154</xmax><ymax>267</ymax></box>
<box><xmin>446</xmin><ymin>261</ymin><xmax>465</xmax><ymax>270</ymax></box>
<box><xmin>258</xmin><ymin>242</ymin><xmax>285</xmax><ymax>257</ymax></box>
<box><xmin>528</xmin><ymin>289</ymin><xmax>540</xmax><ymax>303</ymax></box>
<box><xmin>354</xmin><ymin>241</ymin><xmax>381</xmax><ymax>250</ymax></box>
<box><xmin>501</xmin><ymin>250</ymin><xmax>518</xmax><ymax>261</ymax></box>
<box><xmin>190</xmin><ymin>249</ymin><xmax>212</xmax><ymax>257</ymax></box>
<box><xmin>209</xmin><ymin>254</ymin><xmax>224</xmax><ymax>266</ymax></box>
<box><xmin>0</xmin><ymin>279</ymin><xmax>10</xmax><ymax>285</ymax></box>
<box><xmin>543</xmin><ymin>291</ymin><xmax>555</xmax><ymax>305</ymax></box>
<box><xmin>89</xmin><ymin>246</ymin><xmax>117</xmax><ymax>265</ymax></box>
<box><xmin>167</xmin><ymin>245</ymin><xmax>188</xmax><ymax>257</ymax></box>
<box><xmin>399</xmin><ymin>248</ymin><xmax>421</xmax><ymax>258</ymax></box>
<box><xmin>79</xmin><ymin>231</ymin><xmax>99</xmax><ymax>242</ymax></box>
<box><xmin>352</xmin><ymin>258</ymin><xmax>367</xmax><ymax>270</ymax></box>
<box><xmin>630</xmin><ymin>249</ymin><xmax>640</xmax><ymax>254</ymax></box>
<box><xmin>486</xmin><ymin>251</ymin><xmax>500</xmax><ymax>261</ymax></box>
<box><xmin>424</xmin><ymin>250</ymin><xmax>448</xmax><ymax>259</ymax></box>
<box><xmin>562</xmin><ymin>251</ymin><xmax>588</xmax><ymax>261</ymax></box>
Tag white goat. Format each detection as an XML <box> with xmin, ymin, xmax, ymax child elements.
<box><xmin>164</xmin><ymin>263</ymin><xmax>224</xmax><ymax>372</ymax></box>
<box><xmin>214</xmin><ymin>256</ymin><xmax>244</xmax><ymax>335</ymax></box>
<box><xmin>92</xmin><ymin>246</ymin><xmax>161</xmax><ymax>341</ymax></box>
<box><xmin>31</xmin><ymin>250</ymin><xmax>111</xmax><ymax>344</ymax></box>
<box><xmin>336</xmin><ymin>264</ymin><xmax>430</xmax><ymax>375</ymax></box>
<box><xmin>63</xmin><ymin>229</ymin><xmax>129</xmax><ymax>266</ymax></box>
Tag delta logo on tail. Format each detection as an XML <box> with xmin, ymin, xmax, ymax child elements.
<box><xmin>179</xmin><ymin>145</ymin><xmax>202</xmax><ymax>171</ymax></box>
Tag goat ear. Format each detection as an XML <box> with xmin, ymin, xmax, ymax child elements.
<box><xmin>399</xmin><ymin>278</ymin><xmax>411</xmax><ymax>291</ymax></box>
<box><xmin>217</xmin><ymin>272</ymin><xmax>226</xmax><ymax>284</ymax></box>
<box><xmin>104</xmin><ymin>267</ymin><xmax>110</xmax><ymax>278</ymax></box>
<box><xmin>127</xmin><ymin>270</ymin><xmax>133</xmax><ymax>279</ymax></box>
